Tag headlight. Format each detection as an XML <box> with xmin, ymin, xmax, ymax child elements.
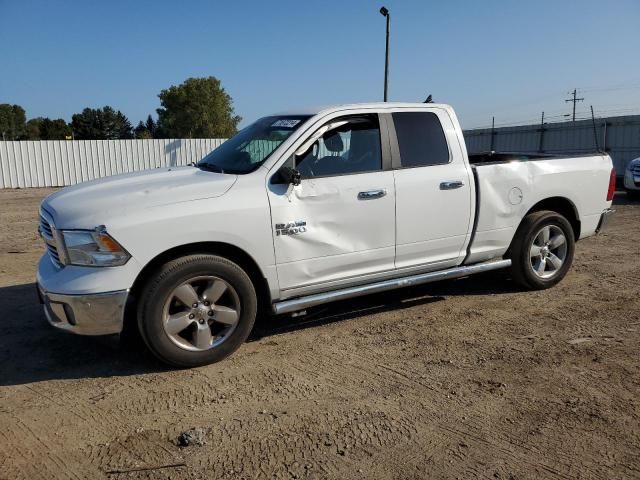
<box><xmin>60</xmin><ymin>227</ymin><xmax>130</xmax><ymax>267</ymax></box>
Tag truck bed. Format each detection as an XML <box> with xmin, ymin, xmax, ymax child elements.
<box><xmin>465</xmin><ymin>152</ymin><xmax>613</xmax><ymax>264</ymax></box>
<box><xmin>469</xmin><ymin>151</ymin><xmax>581</xmax><ymax>165</ymax></box>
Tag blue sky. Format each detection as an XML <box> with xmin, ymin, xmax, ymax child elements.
<box><xmin>1</xmin><ymin>0</ymin><xmax>639</xmax><ymax>129</ymax></box>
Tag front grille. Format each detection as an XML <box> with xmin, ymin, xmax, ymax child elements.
<box><xmin>39</xmin><ymin>214</ymin><xmax>53</xmax><ymax>239</ymax></box>
<box><xmin>39</xmin><ymin>210</ymin><xmax>63</xmax><ymax>268</ymax></box>
<box><xmin>46</xmin><ymin>243</ymin><xmax>61</xmax><ymax>265</ymax></box>
<box><xmin>632</xmin><ymin>165</ymin><xmax>640</xmax><ymax>186</ymax></box>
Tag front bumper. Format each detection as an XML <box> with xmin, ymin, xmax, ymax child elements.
<box><xmin>624</xmin><ymin>170</ymin><xmax>640</xmax><ymax>191</ymax></box>
<box><xmin>596</xmin><ymin>208</ymin><xmax>615</xmax><ymax>234</ymax></box>
<box><xmin>37</xmin><ymin>284</ymin><xmax>127</xmax><ymax>335</ymax></box>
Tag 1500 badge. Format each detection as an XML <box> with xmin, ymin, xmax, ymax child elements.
<box><xmin>275</xmin><ymin>221</ymin><xmax>307</xmax><ymax>236</ymax></box>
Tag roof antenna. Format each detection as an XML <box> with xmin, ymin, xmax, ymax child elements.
<box><xmin>424</xmin><ymin>94</ymin><xmax>433</xmax><ymax>103</ymax></box>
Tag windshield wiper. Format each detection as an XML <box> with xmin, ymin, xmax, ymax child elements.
<box><xmin>196</xmin><ymin>163</ymin><xmax>225</xmax><ymax>174</ymax></box>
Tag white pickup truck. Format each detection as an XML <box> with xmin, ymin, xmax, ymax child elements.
<box><xmin>37</xmin><ymin>102</ymin><xmax>616</xmax><ymax>366</ymax></box>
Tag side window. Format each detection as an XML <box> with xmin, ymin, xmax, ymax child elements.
<box><xmin>392</xmin><ymin>112</ymin><xmax>449</xmax><ymax>168</ymax></box>
<box><xmin>295</xmin><ymin>115</ymin><xmax>382</xmax><ymax>178</ymax></box>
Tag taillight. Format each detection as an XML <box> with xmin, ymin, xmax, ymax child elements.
<box><xmin>606</xmin><ymin>168</ymin><xmax>616</xmax><ymax>201</ymax></box>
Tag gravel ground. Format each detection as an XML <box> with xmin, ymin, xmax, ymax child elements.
<box><xmin>0</xmin><ymin>188</ymin><xmax>638</xmax><ymax>480</ymax></box>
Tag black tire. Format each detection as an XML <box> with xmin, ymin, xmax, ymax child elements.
<box><xmin>627</xmin><ymin>189</ymin><xmax>640</xmax><ymax>201</ymax></box>
<box><xmin>509</xmin><ymin>210</ymin><xmax>575</xmax><ymax>290</ymax></box>
<box><xmin>137</xmin><ymin>254</ymin><xmax>257</xmax><ymax>367</ymax></box>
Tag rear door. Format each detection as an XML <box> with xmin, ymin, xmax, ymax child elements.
<box><xmin>389</xmin><ymin>108</ymin><xmax>474</xmax><ymax>270</ymax></box>
<box><xmin>267</xmin><ymin>113</ymin><xmax>396</xmax><ymax>295</ymax></box>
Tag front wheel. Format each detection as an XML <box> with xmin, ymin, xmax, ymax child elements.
<box><xmin>137</xmin><ymin>254</ymin><xmax>257</xmax><ymax>367</ymax></box>
<box><xmin>509</xmin><ymin>210</ymin><xmax>575</xmax><ymax>290</ymax></box>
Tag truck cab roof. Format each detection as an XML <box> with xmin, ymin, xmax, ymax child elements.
<box><xmin>274</xmin><ymin>102</ymin><xmax>453</xmax><ymax>117</ymax></box>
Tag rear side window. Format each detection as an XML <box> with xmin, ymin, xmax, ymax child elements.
<box><xmin>392</xmin><ymin>112</ymin><xmax>449</xmax><ymax>167</ymax></box>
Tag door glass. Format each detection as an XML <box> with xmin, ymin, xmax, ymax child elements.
<box><xmin>296</xmin><ymin>115</ymin><xmax>382</xmax><ymax>178</ymax></box>
<box><xmin>392</xmin><ymin>112</ymin><xmax>449</xmax><ymax>168</ymax></box>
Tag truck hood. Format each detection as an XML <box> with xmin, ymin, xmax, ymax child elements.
<box><xmin>43</xmin><ymin>167</ymin><xmax>237</xmax><ymax>228</ymax></box>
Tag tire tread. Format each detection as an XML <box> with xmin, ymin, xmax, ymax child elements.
<box><xmin>509</xmin><ymin>210</ymin><xmax>575</xmax><ymax>290</ymax></box>
<box><xmin>137</xmin><ymin>254</ymin><xmax>257</xmax><ymax>367</ymax></box>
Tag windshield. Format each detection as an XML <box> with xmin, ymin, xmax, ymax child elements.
<box><xmin>198</xmin><ymin>115</ymin><xmax>311</xmax><ymax>174</ymax></box>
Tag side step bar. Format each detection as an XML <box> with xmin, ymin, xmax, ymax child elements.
<box><xmin>272</xmin><ymin>259</ymin><xmax>512</xmax><ymax>315</ymax></box>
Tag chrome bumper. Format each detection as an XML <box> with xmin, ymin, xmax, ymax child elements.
<box><xmin>596</xmin><ymin>208</ymin><xmax>615</xmax><ymax>234</ymax></box>
<box><xmin>37</xmin><ymin>285</ymin><xmax>127</xmax><ymax>336</ymax></box>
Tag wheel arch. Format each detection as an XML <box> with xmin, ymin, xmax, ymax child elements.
<box><xmin>123</xmin><ymin>242</ymin><xmax>272</xmax><ymax>335</ymax></box>
<box><xmin>505</xmin><ymin>196</ymin><xmax>580</xmax><ymax>259</ymax></box>
<box><xmin>524</xmin><ymin>196</ymin><xmax>581</xmax><ymax>240</ymax></box>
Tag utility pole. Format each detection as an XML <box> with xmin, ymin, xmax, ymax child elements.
<box><xmin>380</xmin><ymin>6</ymin><xmax>390</xmax><ymax>102</ymax></box>
<box><xmin>490</xmin><ymin>116</ymin><xmax>495</xmax><ymax>151</ymax></box>
<box><xmin>538</xmin><ymin>111</ymin><xmax>545</xmax><ymax>152</ymax></box>
<box><xmin>590</xmin><ymin>105</ymin><xmax>600</xmax><ymax>151</ymax></box>
<box><xmin>565</xmin><ymin>88</ymin><xmax>584</xmax><ymax>122</ymax></box>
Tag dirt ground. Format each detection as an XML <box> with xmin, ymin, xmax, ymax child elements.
<box><xmin>0</xmin><ymin>188</ymin><xmax>638</xmax><ymax>480</ymax></box>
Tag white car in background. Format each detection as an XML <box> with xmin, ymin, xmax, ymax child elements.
<box><xmin>624</xmin><ymin>157</ymin><xmax>640</xmax><ymax>199</ymax></box>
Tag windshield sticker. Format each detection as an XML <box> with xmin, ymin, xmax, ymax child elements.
<box><xmin>272</xmin><ymin>119</ymin><xmax>301</xmax><ymax>128</ymax></box>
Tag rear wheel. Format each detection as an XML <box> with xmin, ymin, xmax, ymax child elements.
<box><xmin>137</xmin><ymin>254</ymin><xmax>257</xmax><ymax>367</ymax></box>
<box><xmin>509</xmin><ymin>211</ymin><xmax>575</xmax><ymax>290</ymax></box>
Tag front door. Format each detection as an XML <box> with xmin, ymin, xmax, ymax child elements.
<box><xmin>267</xmin><ymin>114</ymin><xmax>396</xmax><ymax>294</ymax></box>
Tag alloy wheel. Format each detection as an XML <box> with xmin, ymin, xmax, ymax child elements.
<box><xmin>162</xmin><ymin>275</ymin><xmax>241</xmax><ymax>351</ymax></box>
<box><xmin>529</xmin><ymin>225</ymin><xmax>568</xmax><ymax>279</ymax></box>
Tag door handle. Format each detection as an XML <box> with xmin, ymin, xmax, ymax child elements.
<box><xmin>440</xmin><ymin>180</ymin><xmax>464</xmax><ymax>190</ymax></box>
<box><xmin>358</xmin><ymin>189</ymin><xmax>387</xmax><ymax>200</ymax></box>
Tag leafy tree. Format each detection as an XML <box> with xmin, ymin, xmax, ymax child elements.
<box><xmin>42</xmin><ymin>118</ymin><xmax>73</xmax><ymax>139</ymax></box>
<box><xmin>24</xmin><ymin>117</ymin><xmax>72</xmax><ymax>140</ymax></box>
<box><xmin>71</xmin><ymin>106</ymin><xmax>133</xmax><ymax>140</ymax></box>
<box><xmin>156</xmin><ymin>77</ymin><xmax>241</xmax><ymax>138</ymax></box>
<box><xmin>23</xmin><ymin>119</ymin><xmax>42</xmax><ymax>140</ymax></box>
<box><xmin>134</xmin><ymin>121</ymin><xmax>153</xmax><ymax>139</ymax></box>
<box><xmin>0</xmin><ymin>104</ymin><xmax>27</xmax><ymax>140</ymax></box>
<box><xmin>133</xmin><ymin>115</ymin><xmax>157</xmax><ymax>139</ymax></box>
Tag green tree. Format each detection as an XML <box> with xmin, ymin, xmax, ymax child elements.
<box><xmin>71</xmin><ymin>106</ymin><xmax>133</xmax><ymax>140</ymax></box>
<box><xmin>115</xmin><ymin>110</ymin><xmax>133</xmax><ymax>139</ymax></box>
<box><xmin>23</xmin><ymin>118</ymin><xmax>42</xmax><ymax>140</ymax></box>
<box><xmin>134</xmin><ymin>121</ymin><xmax>153</xmax><ymax>139</ymax></box>
<box><xmin>133</xmin><ymin>115</ymin><xmax>157</xmax><ymax>139</ymax></box>
<box><xmin>156</xmin><ymin>77</ymin><xmax>241</xmax><ymax>138</ymax></box>
<box><xmin>42</xmin><ymin>118</ymin><xmax>73</xmax><ymax>139</ymax></box>
<box><xmin>24</xmin><ymin>117</ymin><xmax>72</xmax><ymax>140</ymax></box>
<box><xmin>145</xmin><ymin>115</ymin><xmax>156</xmax><ymax>136</ymax></box>
<box><xmin>0</xmin><ymin>104</ymin><xmax>27</xmax><ymax>140</ymax></box>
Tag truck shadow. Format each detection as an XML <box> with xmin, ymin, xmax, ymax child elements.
<box><xmin>0</xmin><ymin>273</ymin><xmax>517</xmax><ymax>386</ymax></box>
<box><xmin>613</xmin><ymin>191</ymin><xmax>639</xmax><ymax>206</ymax></box>
<box><xmin>0</xmin><ymin>283</ymin><xmax>166</xmax><ymax>386</ymax></box>
<box><xmin>252</xmin><ymin>271</ymin><xmax>517</xmax><ymax>339</ymax></box>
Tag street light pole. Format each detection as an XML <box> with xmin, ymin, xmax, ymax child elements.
<box><xmin>380</xmin><ymin>6</ymin><xmax>390</xmax><ymax>102</ymax></box>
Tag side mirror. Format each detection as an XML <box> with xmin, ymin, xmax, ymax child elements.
<box><xmin>279</xmin><ymin>165</ymin><xmax>301</xmax><ymax>186</ymax></box>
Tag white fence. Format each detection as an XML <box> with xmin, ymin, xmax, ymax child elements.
<box><xmin>0</xmin><ymin>139</ymin><xmax>226</xmax><ymax>188</ymax></box>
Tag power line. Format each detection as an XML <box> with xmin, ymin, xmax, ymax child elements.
<box><xmin>465</xmin><ymin>108</ymin><xmax>640</xmax><ymax>130</ymax></box>
<box><xmin>575</xmin><ymin>80</ymin><xmax>640</xmax><ymax>93</ymax></box>
<box><xmin>565</xmin><ymin>89</ymin><xmax>584</xmax><ymax>122</ymax></box>
<box><xmin>464</xmin><ymin>95</ymin><xmax>640</xmax><ymax>130</ymax></box>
